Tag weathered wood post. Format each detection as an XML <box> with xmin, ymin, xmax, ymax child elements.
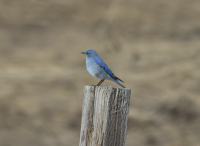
<box><xmin>79</xmin><ymin>85</ymin><xmax>131</xmax><ymax>146</ymax></box>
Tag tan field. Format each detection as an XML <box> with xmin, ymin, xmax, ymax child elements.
<box><xmin>0</xmin><ymin>0</ymin><xmax>200</xmax><ymax>145</ymax></box>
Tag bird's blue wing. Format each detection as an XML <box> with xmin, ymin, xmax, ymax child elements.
<box><xmin>94</xmin><ymin>57</ymin><xmax>124</xmax><ymax>83</ymax></box>
<box><xmin>94</xmin><ymin>57</ymin><xmax>114</xmax><ymax>76</ymax></box>
<box><xmin>94</xmin><ymin>56</ymin><xmax>125</xmax><ymax>88</ymax></box>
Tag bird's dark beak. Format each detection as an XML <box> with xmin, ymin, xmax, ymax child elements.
<box><xmin>81</xmin><ymin>52</ymin><xmax>85</xmax><ymax>54</ymax></box>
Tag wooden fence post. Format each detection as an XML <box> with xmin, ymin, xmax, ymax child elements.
<box><xmin>79</xmin><ymin>85</ymin><xmax>131</xmax><ymax>146</ymax></box>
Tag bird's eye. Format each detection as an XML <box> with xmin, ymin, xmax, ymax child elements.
<box><xmin>86</xmin><ymin>52</ymin><xmax>89</xmax><ymax>54</ymax></box>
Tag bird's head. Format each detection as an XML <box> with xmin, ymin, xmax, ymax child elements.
<box><xmin>81</xmin><ymin>49</ymin><xmax>98</xmax><ymax>58</ymax></box>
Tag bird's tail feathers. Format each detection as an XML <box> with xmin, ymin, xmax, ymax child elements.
<box><xmin>115</xmin><ymin>79</ymin><xmax>126</xmax><ymax>88</ymax></box>
<box><xmin>116</xmin><ymin>77</ymin><xmax>124</xmax><ymax>83</ymax></box>
<box><xmin>110</xmin><ymin>75</ymin><xmax>125</xmax><ymax>88</ymax></box>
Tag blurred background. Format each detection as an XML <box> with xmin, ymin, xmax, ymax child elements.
<box><xmin>0</xmin><ymin>0</ymin><xmax>200</xmax><ymax>146</ymax></box>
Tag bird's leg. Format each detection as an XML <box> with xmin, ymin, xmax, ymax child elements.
<box><xmin>97</xmin><ymin>80</ymin><xmax>104</xmax><ymax>86</ymax></box>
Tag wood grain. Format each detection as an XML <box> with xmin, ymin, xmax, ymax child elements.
<box><xmin>79</xmin><ymin>85</ymin><xmax>131</xmax><ymax>146</ymax></box>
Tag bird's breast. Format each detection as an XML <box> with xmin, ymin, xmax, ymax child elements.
<box><xmin>86</xmin><ymin>58</ymin><xmax>108</xmax><ymax>80</ymax></box>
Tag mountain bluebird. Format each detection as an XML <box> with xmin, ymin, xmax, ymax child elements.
<box><xmin>82</xmin><ymin>49</ymin><xmax>125</xmax><ymax>88</ymax></box>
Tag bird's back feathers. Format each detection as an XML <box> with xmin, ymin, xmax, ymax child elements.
<box><xmin>94</xmin><ymin>56</ymin><xmax>124</xmax><ymax>83</ymax></box>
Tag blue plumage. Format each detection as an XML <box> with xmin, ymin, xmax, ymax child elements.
<box><xmin>82</xmin><ymin>49</ymin><xmax>125</xmax><ymax>88</ymax></box>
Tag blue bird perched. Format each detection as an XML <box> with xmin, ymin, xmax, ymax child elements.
<box><xmin>82</xmin><ymin>49</ymin><xmax>126</xmax><ymax>88</ymax></box>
